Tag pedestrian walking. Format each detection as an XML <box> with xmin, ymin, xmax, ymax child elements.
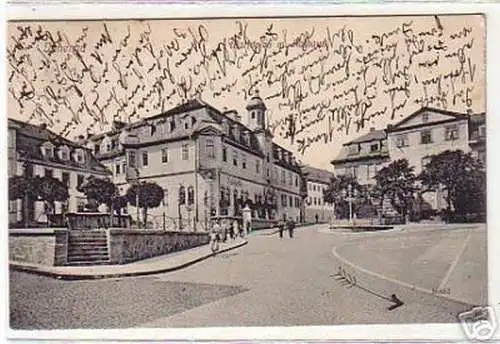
<box><xmin>279</xmin><ymin>214</ymin><xmax>287</xmax><ymax>239</ymax></box>
<box><xmin>210</xmin><ymin>219</ymin><xmax>221</xmax><ymax>252</ymax></box>
<box><xmin>288</xmin><ymin>218</ymin><xmax>295</xmax><ymax>238</ymax></box>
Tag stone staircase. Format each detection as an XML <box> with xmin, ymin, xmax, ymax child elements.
<box><xmin>67</xmin><ymin>230</ymin><xmax>110</xmax><ymax>266</ymax></box>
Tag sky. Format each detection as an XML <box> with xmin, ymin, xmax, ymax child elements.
<box><xmin>7</xmin><ymin>14</ymin><xmax>485</xmax><ymax>170</ymax></box>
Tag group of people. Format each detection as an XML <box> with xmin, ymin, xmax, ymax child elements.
<box><xmin>278</xmin><ymin>216</ymin><xmax>295</xmax><ymax>239</ymax></box>
<box><xmin>210</xmin><ymin>219</ymin><xmax>245</xmax><ymax>252</ymax></box>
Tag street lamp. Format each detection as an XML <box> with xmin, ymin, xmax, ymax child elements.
<box><xmin>347</xmin><ymin>184</ymin><xmax>353</xmax><ymax>224</ymax></box>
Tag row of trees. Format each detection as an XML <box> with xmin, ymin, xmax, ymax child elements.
<box><xmin>324</xmin><ymin>150</ymin><xmax>486</xmax><ymax>222</ymax></box>
<box><xmin>8</xmin><ymin>172</ymin><xmax>165</xmax><ymax>227</ymax></box>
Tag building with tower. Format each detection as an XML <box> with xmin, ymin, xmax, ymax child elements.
<box><xmin>85</xmin><ymin>93</ymin><xmax>303</xmax><ymax>230</ymax></box>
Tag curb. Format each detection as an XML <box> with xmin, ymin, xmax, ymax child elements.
<box><xmin>331</xmin><ymin>245</ymin><xmax>474</xmax><ymax>307</ymax></box>
<box><xmin>10</xmin><ymin>240</ymin><xmax>248</xmax><ymax>281</ymax></box>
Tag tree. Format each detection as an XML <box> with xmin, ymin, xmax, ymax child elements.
<box><xmin>77</xmin><ymin>176</ymin><xmax>118</xmax><ymax>212</ymax></box>
<box><xmin>373</xmin><ymin>159</ymin><xmax>417</xmax><ymax>220</ymax></box>
<box><xmin>419</xmin><ymin>150</ymin><xmax>485</xmax><ymax>220</ymax></box>
<box><xmin>111</xmin><ymin>195</ymin><xmax>129</xmax><ymax>215</ymax></box>
<box><xmin>35</xmin><ymin>175</ymin><xmax>70</xmax><ymax>224</ymax></box>
<box><xmin>323</xmin><ymin>174</ymin><xmax>364</xmax><ymax>219</ymax></box>
<box><xmin>8</xmin><ymin>175</ymin><xmax>39</xmax><ymax>226</ymax></box>
<box><xmin>126</xmin><ymin>182</ymin><xmax>164</xmax><ymax>227</ymax></box>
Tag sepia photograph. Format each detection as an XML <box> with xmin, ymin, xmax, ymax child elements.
<box><xmin>4</xmin><ymin>6</ymin><xmax>495</xmax><ymax>341</ymax></box>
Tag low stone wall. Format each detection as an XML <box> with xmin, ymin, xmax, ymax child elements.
<box><xmin>9</xmin><ymin>229</ymin><xmax>68</xmax><ymax>266</ymax></box>
<box><xmin>108</xmin><ymin>229</ymin><xmax>210</xmax><ymax>264</ymax></box>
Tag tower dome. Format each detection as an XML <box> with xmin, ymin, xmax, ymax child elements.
<box><xmin>246</xmin><ymin>89</ymin><xmax>267</xmax><ymax>111</ymax></box>
<box><xmin>246</xmin><ymin>90</ymin><xmax>267</xmax><ymax>131</ymax></box>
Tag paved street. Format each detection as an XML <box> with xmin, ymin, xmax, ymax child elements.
<box><xmin>10</xmin><ymin>223</ymin><xmax>487</xmax><ymax>329</ymax></box>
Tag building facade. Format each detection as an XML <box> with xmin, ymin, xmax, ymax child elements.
<box><xmin>86</xmin><ymin>95</ymin><xmax>302</xmax><ymax>230</ymax></box>
<box><xmin>8</xmin><ymin>119</ymin><xmax>110</xmax><ymax>226</ymax></box>
<box><xmin>331</xmin><ymin>127</ymin><xmax>390</xmax><ymax>185</ymax></box>
<box><xmin>302</xmin><ymin>165</ymin><xmax>335</xmax><ymax>223</ymax></box>
<box><xmin>331</xmin><ymin>107</ymin><xmax>486</xmax><ymax>214</ymax></box>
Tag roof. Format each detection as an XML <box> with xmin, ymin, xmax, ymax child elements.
<box><xmin>272</xmin><ymin>143</ymin><xmax>301</xmax><ymax>173</ymax></box>
<box><xmin>9</xmin><ymin>118</ymin><xmax>110</xmax><ymax>174</ymax></box>
<box><xmin>345</xmin><ymin>129</ymin><xmax>387</xmax><ymax>145</ymax></box>
<box><xmin>388</xmin><ymin>107</ymin><xmax>470</xmax><ymax>132</ymax></box>
<box><xmin>302</xmin><ymin>165</ymin><xmax>334</xmax><ymax>184</ymax></box>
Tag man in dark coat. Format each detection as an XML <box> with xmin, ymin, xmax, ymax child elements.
<box><xmin>287</xmin><ymin>218</ymin><xmax>295</xmax><ymax>238</ymax></box>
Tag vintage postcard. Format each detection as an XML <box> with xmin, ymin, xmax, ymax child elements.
<box><xmin>4</xmin><ymin>3</ymin><xmax>497</xmax><ymax>342</ymax></box>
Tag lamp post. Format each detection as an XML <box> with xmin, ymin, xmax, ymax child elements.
<box><xmin>347</xmin><ymin>184</ymin><xmax>353</xmax><ymax>224</ymax></box>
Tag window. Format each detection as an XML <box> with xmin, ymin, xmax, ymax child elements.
<box><xmin>128</xmin><ymin>151</ymin><xmax>136</xmax><ymax>167</ymax></box>
<box><xmin>60</xmin><ymin>148</ymin><xmax>69</xmax><ymax>160</ymax></box>
<box><xmin>445</xmin><ymin>125</ymin><xmax>459</xmax><ymax>141</ymax></box>
<box><xmin>75</xmin><ymin>150</ymin><xmax>85</xmax><ymax>163</ymax></box>
<box><xmin>256</xmin><ymin>160</ymin><xmax>260</xmax><ymax>174</ymax></box>
<box><xmin>479</xmin><ymin>125</ymin><xmax>486</xmax><ymax>137</ymax></box>
<box><xmin>288</xmin><ymin>172</ymin><xmax>292</xmax><ymax>185</ymax></box>
<box><xmin>43</xmin><ymin>146</ymin><xmax>54</xmax><ymax>158</ymax></box>
<box><xmin>281</xmin><ymin>170</ymin><xmax>286</xmax><ymax>184</ymax></box>
<box><xmin>187</xmin><ymin>186</ymin><xmax>194</xmax><ymax>205</ymax></box>
<box><xmin>289</xmin><ymin>195</ymin><xmax>293</xmax><ymax>206</ymax></box>
<box><xmin>266</xmin><ymin>168</ymin><xmax>270</xmax><ymax>178</ymax></box>
<box><xmin>170</xmin><ymin>120</ymin><xmax>176</xmax><ymax>131</ymax></box>
<box><xmin>282</xmin><ymin>194</ymin><xmax>287</xmax><ymax>207</ymax></box>
<box><xmin>94</xmin><ymin>145</ymin><xmax>100</xmax><ymax>154</ymax></box>
<box><xmin>478</xmin><ymin>151</ymin><xmax>486</xmax><ymax>164</ymax></box>
<box><xmin>242</xmin><ymin>154</ymin><xmax>247</xmax><ymax>169</ymax></box>
<box><xmin>162</xmin><ymin>148</ymin><xmax>168</xmax><ymax>163</ymax></box>
<box><xmin>77</xmin><ymin>174</ymin><xmax>84</xmax><ymax>188</ymax></box>
<box><xmin>370</xmin><ymin>143</ymin><xmax>379</xmax><ymax>152</ymax></box>
<box><xmin>233</xmin><ymin>150</ymin><xmax>238</xmax><ymax>166</ymax></box>
<box><xmin>251</xmin><ymin>111</ymin><xmax>256</xmax><ymax>119</ymax></box>
<box><xmin>122</xmin><ymin>162</ymin><xmax>127</xmax><ymax>174</ymax></box>
<box><xmin>422</xmin><ymin>113</ymin><xmax>429</xmax><ymax>123</ymax></box>
<box><xmin>142</xmin><ymin>151</ymin><xmax>148</xmax><ymax>166</ymax></box>
<box><xmin>420</xmin><ymin>130</ymin><xmax>433</xmax><ymax>144</ymax></box>
<box><xmin>396</xmin><ymin>134</ymin><xmax>409</xmax><ymax>148</ymax></box>
<box><xmin>111</xmin><ymin>139</ymin><xmax>118</xmax><ymax>150</ymax></box>
<box><xmin>179</xmin><ymin>186</ymin><xmax>186</xmax><ymax>205</ymax></box>
<box><xmin>206</xmin><ymin>139</ymin><xmax>215</xmax><ymax>159</ymax></box>
<box><xmin>295</xmin><ymin>197</ymin><xmax>300</xmax><ymax>208</ymax></box>
<box><xmin>295</xmin><ymin>176</ymin><xmax>298</xmax><ymax>187</ymax></box>
<box><xmin>116</xmin><ymin>164</ymin><xmax>121</xmax><ymax>175</ymax></box>
<box><xmin>45</xmin><ymin>168</ymin><xmax>53</xmax><ymax>178</ymax></box>
<box><xmin>222</xmin><ymin>146</ymin><xmax>227</xmax><ymax>162</ymax></box>
<box><xmin>182</xmin><ymin>144</ymin><xmax>189</xmax><ymax>160</ymax></box>
<box><xmin>314</xmin><ymin>197</ymin><xmax>317</xmax><ymax>205</ymax></box>
<box><xmin>348</xmin><ymin>144</ymin><xmax>360</xmax><ymax>155</ymax></box>
<box><xmin>62</xmin><ymin>172</ymin><xmax>70</xmax><ymax>188</ymax></box>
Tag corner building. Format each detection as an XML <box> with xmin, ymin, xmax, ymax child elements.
<box><xmin>86</xmin><ymin>94</ymin><xmax>302</xmax><ymax>230</ymax></box>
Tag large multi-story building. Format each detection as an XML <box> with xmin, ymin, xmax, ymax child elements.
<box><xmin>301</xmin><ymin>165</ymin><xmax>335</xmax><ymax>223</ymax></box>
<box><xmin>85</xmin><ymin>94</ymin><xmax>303</xmax><ymax>229</ymax></box>
<box><xmin>8</xmin><ymin>119</ymin><xmax>110</xmax><ymax>226</ymax></box>
<box><xmin>331</xmin><ymin>127</ymin><xmax>390</xmax><ymax>185</ymax></box>
<box><xmin>331</xmin><ymin>107</ymin><xmax>486</xmax><ymax>213</ymax></box>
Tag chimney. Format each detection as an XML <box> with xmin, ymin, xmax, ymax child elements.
<box><xmin>387</xmin><ymin>124</ymin><xmax>393</xmax><ymax>132</ymax></box>
<box><xmin>370</xmin><ymin>127</ymin><xmax>375</xmax><ymax>132</ymax></box>
<box><xmin>113</xmin><ymin>120</ymin><xmax>126</xmax><ymax>130</ymax></box>
<box><xmin>39</xmin><ymin>123</ymin><xmax>48</xmax><ymax>130</ymax></box>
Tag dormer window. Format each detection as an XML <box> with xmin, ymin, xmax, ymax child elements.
<box><xmin>59</xmin><ymin>146</ymin><xmax>70</xmax><ymax>160</ymax></box>
<box><xmin>41</xmin><ymin>142</ymin><xmax>55</xmax><ymax>158</ymax></box>
<box><xmin>370</xmin><ymin>143</ymin><xmax>379</xmax><ymax>152</ymax></box>
<box><xmin>74</xmin><ymin>149</ymin><xmax>86</xmax><ymax>164</ymax></box>
<box><xmin>348</xmin><ymin>144</ymin><xmax>360</xmax><ymax>155</ymax></box>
